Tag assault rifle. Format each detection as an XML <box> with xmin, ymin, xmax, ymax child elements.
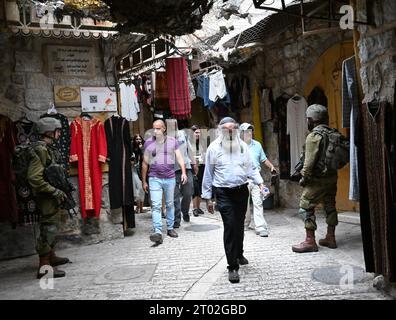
<box><xmin>44</xmin><ymin>164</ymin><xmax>77</xmax><ymax>218</ymax></box>
<box><xmin>290</xmin><ymin>151</ymin><xmax>304</xmax><ymax>181</ymax></box>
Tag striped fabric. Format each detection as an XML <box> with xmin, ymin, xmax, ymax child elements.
<box><xmin>166</xmin><ymin>57</ymin><xmax>191</xmax><ymax>119</ymax></box>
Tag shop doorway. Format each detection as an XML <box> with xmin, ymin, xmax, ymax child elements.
<box><xmin>304</xmin><ymin>41</ymin><xmax>358</xmax><ymax>212</ymax></box>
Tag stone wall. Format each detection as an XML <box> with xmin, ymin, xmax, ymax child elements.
<box><xmin>225</xmin><ymin>24</ymin><xmax>353</xmax><ymax>208</ymax></box>
<box><xmin>0</xmin><ymin>33</ymin><xmax>124</xmax><ymax>260</ymax></box>
<box><xmin>357</xmin><ymin>0</ymin><xmax>396</xmax><ymax>105</ymax></box>
<box><xmin>0</xmin><ymin>33</ymin><xmax>116</xmax><ymax>121</ymax></box>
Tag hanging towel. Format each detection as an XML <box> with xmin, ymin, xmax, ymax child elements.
<box><xmin>166</xmin><ymin>57</ymin><xmax>191</xmax><ymax>119</ymax></box>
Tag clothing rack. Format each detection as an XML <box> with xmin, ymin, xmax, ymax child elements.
<box><xmin>191</xmin><ymin>64</ymin><xmax>223</xmax><ymax>80</ymax></box>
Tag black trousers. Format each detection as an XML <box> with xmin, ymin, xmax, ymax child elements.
<box><xmin>214</xmin><ymin>184</ymin><xmax>249</xmax><ymax>271</ymax></box>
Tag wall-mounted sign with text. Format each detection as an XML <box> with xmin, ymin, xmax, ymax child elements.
<box><xmin>47</xmin><ymin>45</ymin><xmax>95</xmax><ymax>78</ymax></box>
<box><xmin>54</xmin><ymin>85</ymin><xmax>81</xmax><ymax>107</ymax></box>
<box><xmin>80</xmin><ymin>87</ymin><xmax>117</xmax><ymax>112</ymax></box>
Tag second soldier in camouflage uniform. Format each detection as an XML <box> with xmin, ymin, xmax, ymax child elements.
<box><xmin>292</xmin><ymin>104</ymin><xmax>338</xmax><ymax>253</ymax></box>
<box><xmin>27</xmin><ymin>117</ymin><xmax>70</xmax><ymax>278</ymax></box>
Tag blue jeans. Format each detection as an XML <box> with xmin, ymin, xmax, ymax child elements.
<box><xmin>149</xmin><ymin>177</ymin><xmax>176</xmax><ymax>234</ymax></box>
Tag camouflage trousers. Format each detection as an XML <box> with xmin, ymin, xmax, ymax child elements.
<box><xmin>299</xmin><ymin>175</ymin><xmax>338</xmax><ymax>231</ymax></box>
<box><xmin>36</xmin><ymin>195</ymin><xmax>61</xmax><ymax>256</ymax></box>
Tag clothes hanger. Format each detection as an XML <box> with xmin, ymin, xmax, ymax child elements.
<box><xmin>80</xmin><ymin>112</ymin><xmax>92</xmax><ymax>120</ymax></box>
<box><xmin>291</xmin><ymin>93</ymin><xmax>302</xmax><ymax>100</ymax></box>
<box><xmin>47</xmin><ymin>103</ymin><xmax>58</xmax><ymax>115</ymax></box>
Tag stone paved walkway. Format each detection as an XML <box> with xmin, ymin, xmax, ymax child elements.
<box><xmin>0</xmin><ymin>208</ymin><xmax>392</xmax><ymax>300</ymax></box>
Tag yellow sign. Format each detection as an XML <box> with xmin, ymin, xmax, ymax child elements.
<box><xmin>54</xmin><ymin>86</ymin><xmax>81</xmax><ymax>107</ymax></box>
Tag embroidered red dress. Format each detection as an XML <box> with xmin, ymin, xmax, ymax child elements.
<box><xmin>70</xmin><ymin>117</ymin><xmax>107</xmax><ymax>219</ymax></box>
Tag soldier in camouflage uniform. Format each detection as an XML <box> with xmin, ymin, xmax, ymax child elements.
<box><xmin>27</xmin><ymin>117</ymin><xmax>70</xmax><ymax>278</ymax></box>
<box><xmin>292</xmin><ymin>104</ymin><xmax>338</xmax><ymax>253</ymax></box>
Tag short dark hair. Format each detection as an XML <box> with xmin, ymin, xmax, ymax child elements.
<box><xmin>191</xmin><ymin>124</ymin><xmax>200</xmax><ymax>131</ymax></box>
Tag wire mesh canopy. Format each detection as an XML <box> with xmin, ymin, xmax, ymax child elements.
<box><xmin>25</xmin><ymin>0</ymin><xmax>214</xmax><ymax>35</ymax></box>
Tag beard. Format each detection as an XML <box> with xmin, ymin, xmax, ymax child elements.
<box><xmin>221</xmin><ymin>135</ymin><xmax>241</xmax><ymax>155</ymax></box>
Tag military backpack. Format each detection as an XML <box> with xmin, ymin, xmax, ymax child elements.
<box><xmin>12</xmin><ymin>142</ymin><xmax>43</xmax><ymax>188</ymax></box>
<box><xmin>312</xmin><ymin>125</ymin><xmax>350</xmax><ymax>174</ymax></box>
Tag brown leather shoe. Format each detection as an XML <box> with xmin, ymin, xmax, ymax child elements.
<box><xmin>292</xmin><ymin>229</ymin><xmax>319</xmax><ymax>253</ymax></box>
<box><xmin>167</xmin><ymin>229</ymin><xmax>178</xmax><ymax>238</ymax></box>
<box><xmin>37</xmin><ymin>254</ymin><xmax>66</xmax><ymax>279</ymax></box>
<box><xmin>319</xmin><ymin>226</ymin><xmax>337</xmax><ymax>248</ymax></box>
<box><xmin>49</xmin><ymin>250</ymin><xmax>70</xmax><ymax>267</ymax></box>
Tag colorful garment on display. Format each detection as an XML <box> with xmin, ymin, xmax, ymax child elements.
<box><xmin>166</xmin><ymin>57</ymin><xmax>191</xmax><ymax>119</ymax></box>
<box><xmin>40</xmin><ymin>112</ymin><xmax>71</xmax><ymax>170</ymax></box>
<box><xmin>0</xmin><ymin>115</ymin><xmax>18</xmax><ymax>224</ymax></box>
<box><xmin>70</xmin><ymin>117</ymin><xmax>107</xmax><ymax>219</ymax></box>
<box><xmin>14</xmin><ymin>118</ymin><xmax>40</xmax><ymax>224</ymax></box>
<box><xmin>104</xmin><ymin>116</ymin><xmax>135</xmax><ymax>229</ymax></box>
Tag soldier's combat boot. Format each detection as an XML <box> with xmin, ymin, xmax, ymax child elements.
<box><xmin>37</xmin><ymin>254</ymin><xmax>66</xmax><ymax>279</ymax></box>
<box><xmin>49</xmin><ymin>250</ymin><xmax>70</xmax><ymax>266</ymax></box>
<box><xmin>292</xmin><ymin>229</ymin><xmax>319</xmax><ymax>253</ymax></box>
<box><xmin>319</xmin><ymin>225</ymin><xmax>337</xmax><ymax>248</ymax></box>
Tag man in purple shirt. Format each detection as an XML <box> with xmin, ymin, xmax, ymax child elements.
<box><xmin>142</xmin><ymin>119</ymin><xmax>187</xmax><ymax>244</ymax></box>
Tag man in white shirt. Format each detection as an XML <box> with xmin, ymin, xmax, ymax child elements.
<box><xmin>202</xmin><ymin>117</ymin><xmax>266</xmax><ymax>284</ymax></box>
<box><xmin>240</xmin><ymin>123</ymin><xmax>277</xmax><ymax>237</ymax></box>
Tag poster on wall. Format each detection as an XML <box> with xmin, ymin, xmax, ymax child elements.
<box><xmin>80</xmin><ymin>87</ymin><xmax>117</xmax><ymax>112</ymax></box>
<box><xmin>54</xmin><ymin>86</ymin><xmax>81</xmax><ymax>107</ymax></box>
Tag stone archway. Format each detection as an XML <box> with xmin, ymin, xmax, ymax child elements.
<box><xmin>304</xmin><ymin>40</ymin><xmax>358</xmax><ymax>212</ymax></box>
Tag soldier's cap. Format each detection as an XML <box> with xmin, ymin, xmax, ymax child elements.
<box><xmin>240</xmin><ymin>122</ymin><xmax>254</xmax><ymax>131</ymax></box>
<box><xmin>219</xmin><ymin>117</ymin><xmax>236</xmax><ymax>126</ymax></box>
<box><xmin>36</xmin><ymin>117</ymin><xmax>62</xmax><ymax>134</ymax></box>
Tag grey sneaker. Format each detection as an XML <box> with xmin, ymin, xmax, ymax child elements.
<box><xmin>167</xmin><ymin>229</ymin><xmax>178</xmax><ymax>238</ymax></box>
<box><xmin>149</xmin><ymin>233</ymin><xmax>163</xmax><ymax>243</ymax></box>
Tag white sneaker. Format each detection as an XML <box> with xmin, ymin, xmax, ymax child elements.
<box><xmin>257</xmin><ymin>230</ymin><xmax>269</xmax><ymax>237</ymax></box>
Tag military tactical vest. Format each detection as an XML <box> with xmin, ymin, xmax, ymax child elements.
<box><xmin>13</xmin><ymin>141</ymin><xmax>62</xmax><ymax>186</ymax></box>
<box><xmin>312</xmin><ymin>124</ymin><xmax>350</xmax><ymax>175</ymax></box>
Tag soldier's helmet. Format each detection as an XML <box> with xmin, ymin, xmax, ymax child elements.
<box><xmin>306</xmin><ymin>104</ymin><xmax>329</xmax><ymax>123</ymax></box>
<box><xmin>36</xmin><ymin>117</ymin><xmax>62</xmax><ymax>134</ymax></box>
